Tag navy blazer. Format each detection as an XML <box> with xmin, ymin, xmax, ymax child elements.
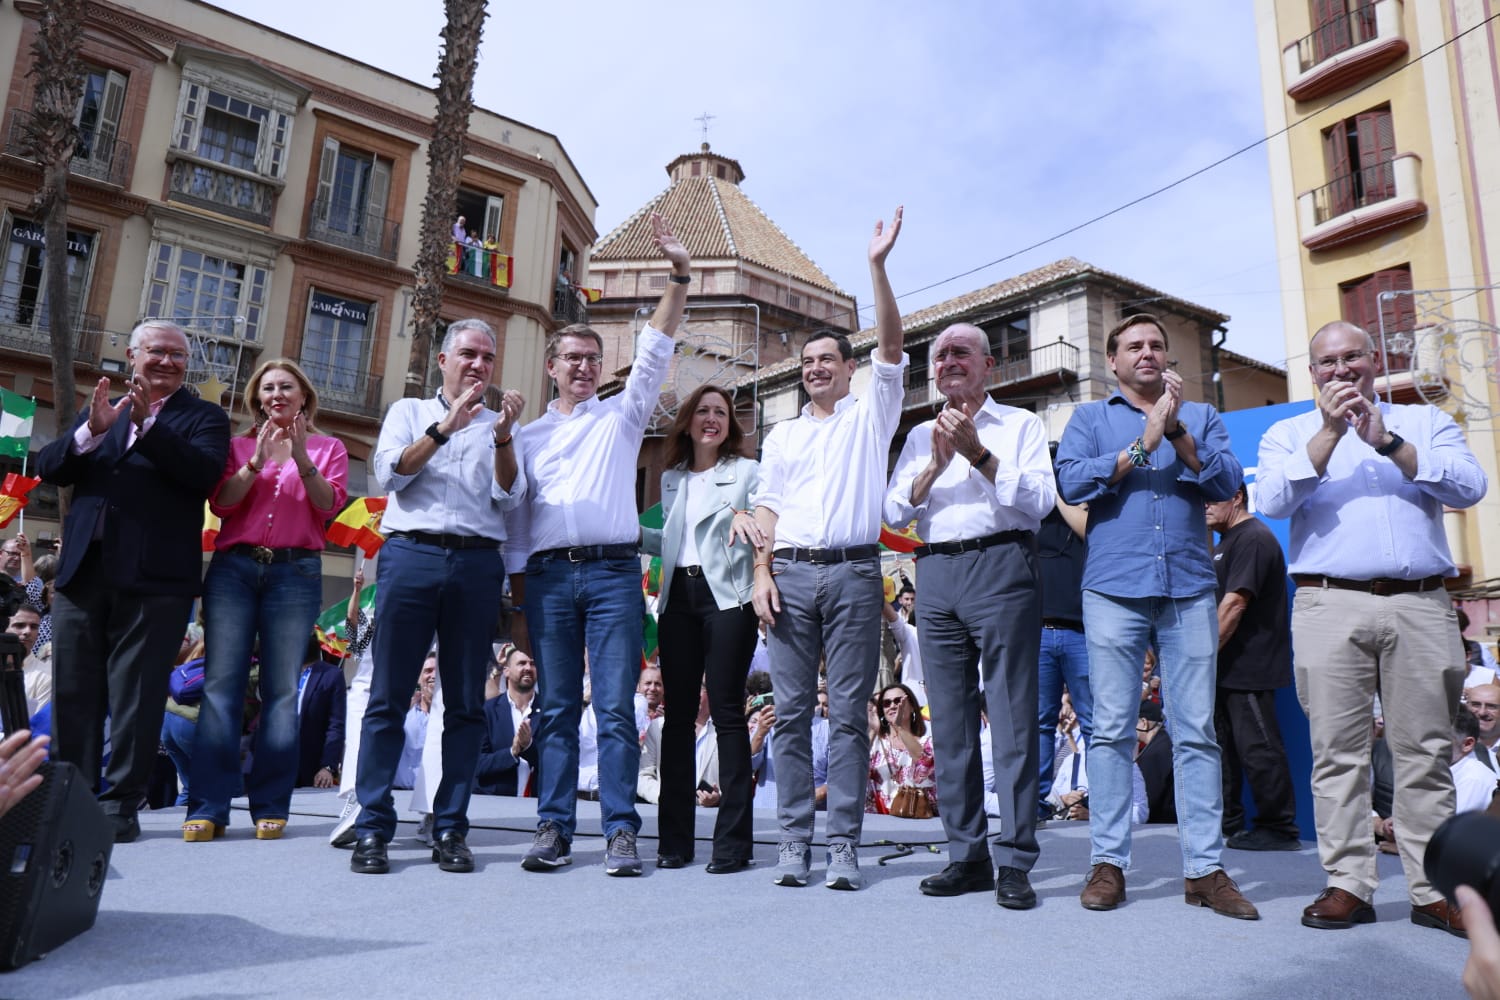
<box><xmin>475</xmin><ymin>695</ymin><xmax>539</xmax><ymax>796</ymax></box>
<box><xmin>37</xmin><ymin>390</ymin><xmax>229</xmax><ymax>597</ymax></box>
<box><xmin>295</xmin><ymin>661</ymin><xmax>347</xmax><ymax>786</ymax></box>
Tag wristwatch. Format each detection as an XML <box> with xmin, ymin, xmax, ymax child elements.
<box><xmin>425</xmin><ymin>422</ymin><xmax>450</xmax><ymax>446</ymax></box>
<box><xmin>1375</xmin><ymin>432</ymin><xmax>1404</xmax><ymax>457</ymax></box>
<box><xmin>1164</xmin><ymin>422</ymin><xmax>1187</xmax><ymax>441</ymax></box>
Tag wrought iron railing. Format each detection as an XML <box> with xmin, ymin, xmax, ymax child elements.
<box><xmin>902</xmin><ymin>339</ymin><xmax>1080</xmax><ymax>409</ymax></box>
<box><xmin>3</xmin><ymin>109</ymin><xmax>133</xmax><ymax>186</ymax></box>
<box><xmin>301</xmin><ymin>359</ymin><xmax>384</xmax><ymax>418</ymax></box>
<box><xmin>0</xmin><ymin>295</ymin><xmax>103</xmax><ymax>365</ymax></box>
<box><xmin>307</xmin><ymin>195</ymin><xmax>400</xmax><ymax>261</ymax></box>
<box><xmin>165</xmin><ymin>154</ymin><xmax>275</xmax><ymax>225</ymax></box>
<box><xmin>553</xmin><ymin>286</ymin><xmax>588</xmax><ymax>326</ymax></box>
<box><xmin>1307</xmin><ymin>156</ymin><xmax>1400</xmax><ymax>225</ymax></box>
<box><xmin>1291</xmin><ymin>3</ymin><xmax>1379</xmax><ymax>72</ymax></box>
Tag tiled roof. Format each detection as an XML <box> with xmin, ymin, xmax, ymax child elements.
<box><xmin>592</xmin><ymin>176</ymin><xmax>848</xmax><ymax>295</ymax></box>
<box><xmin>1220</xmin><ymin>349</ymin><xmax>1286</xmax><ymax>376</ymax></box>
<box><xmin>735</xmin><ymin>257</ymin><xmax>1231</xmax><ymax>389</ymax></box>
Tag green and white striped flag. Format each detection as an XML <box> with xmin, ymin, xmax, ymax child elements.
<box><xmin>0</xmin><ymin>388</ymin><xmax>36</xmax><ymax>459</ymax></box>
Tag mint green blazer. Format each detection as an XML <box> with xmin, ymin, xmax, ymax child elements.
<box><xmin>642</xmin><ymin>456</ymin><xmax>759</xmax><ymax>612</ymax></box>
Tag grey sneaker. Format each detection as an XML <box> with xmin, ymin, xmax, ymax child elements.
<box><xmin>413</xmin><ymin>812</ymin><xmax>435</xmax><ymax>847</ymax></box>
<box><xmin>773</xmin><ymin>841</ymin><xmax>811</xmax><ymax>887</ymax></box>
<box><xmin>522</xmin><ymin>821</ymin><xmax>573</xmax><ymax>871</ymax></box>
<box><xmin>605</xmin><ymin>828</ymin><xmax>642</xmax><ymax>877</ymax></box>
<box><xmin>825</xmin><ymin>842</ymin><xmax>862</xmax><ymax>891</ymax></box>
<box><xmin>329</xmin><ymin>794</ymin><xmax>359</xmax><ymax>848</ymax></box>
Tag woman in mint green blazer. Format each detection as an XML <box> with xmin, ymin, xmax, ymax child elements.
<box><xmin>642</xmin><ymin>384</ymin><xmax>764</xmax><ymax>873</ymax></box>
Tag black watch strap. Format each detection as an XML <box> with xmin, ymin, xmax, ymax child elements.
<box><xmin>425</xmin><ymin>422</ymin><xmax>450</xmax><ymax>446</ymax></box>
<box><xmin>668</xmin><ymin>274</ymin><xmax>691</xmax><ymax>284</ymax></box>
<box><xmin>1164</xmin><ymin>422</ymin><xmax>1187</xmax><ymax>441</ymax></box>
<box><xmin>1375</xmin><ymin>432</ymin><xmax>1404</xmax><ymax>457</ymax></box>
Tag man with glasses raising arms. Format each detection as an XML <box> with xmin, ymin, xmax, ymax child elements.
<box><xmin>1258</xmin><ymin>320</ymin><xmax>1487</xmax><ymax>937</ymax></box>
<box><xmin>506</xmin><ymin>213</ymin><xmax>690</xmax><ymax>877</ymax></box>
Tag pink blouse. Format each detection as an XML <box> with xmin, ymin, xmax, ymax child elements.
<box><xmin>211</xmin><ymin>433</ymin><xmax>349</xmax><ymax>550</ymax></box>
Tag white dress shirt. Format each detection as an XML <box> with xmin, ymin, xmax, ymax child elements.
<box><xmin>884</xmin><ymin>396</ymin><xmax>1055</xmax><ymax>542</ymax></box>
<box><xmin>508</xmin><ymin>693</ymin><xmax>533</xmax><ymax>794</ymax></box>
<box><xmin>1452</xmin><ymin>752</ymin><xmax>1498</xmax><ymax>814</ymax></box>
<box><xmin>373</xmin><ymin>395</ymin><xmax>526</xmax><ymax>539</ymax></box>
<box><xmin>505</xmin><ymin>326</ymin><xmax>674</xmax><ymax>573</ymax></box>
<box><xmin>750</xmin><ymin>353</ymin><xmax>908</xmax><ymax>548</ymax></box>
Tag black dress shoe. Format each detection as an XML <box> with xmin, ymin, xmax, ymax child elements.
<box><xmin>351</xmin><ymin>834</ymin><xmax>390</xmax><ymax>875</ymax></box>
<box><xmin>110</xmin><ymin>814</ymin><xmax>141</xmax><ymax>844</ymax></box>
<box><xmin>995</xmin><ymin>866</ymin><xmax>1038</xmax><ymax>910</ymax></box>
<box><xmin>656</xmin><ymin>853</ymin><xmax>690</xmax><ymax>870</ymax></box>
<box><xmin>432</xmin><ymin>831</ymin><xmax>474</xmax><ymax>873</ymax></box>
<box><xmin>705</xmin><ymin>858</ymin><xmax>755</xmax><ymax>875</ymax></box>
<box><xmin>919</xmin><ymin>860</ymin><xmax>995</xmax><ymax>897</ymax></box>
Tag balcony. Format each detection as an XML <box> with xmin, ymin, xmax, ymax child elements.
<box><xmin>445</xmin><ymin>243</ymin><xmax>514</xmax><ymax>296</ymax></box>
<box><xmin>1297</xmin><ymin>153</ymin><xmax>1426</xmax><ymax>251</ymax></box>
<box><xmin>301</xmin><ymin>361</ymin><xmax>385</xmax><ymax>419</ymax></box>
<box><xmin>0</xmin><ymin>296</ymin><xmax>104</xmax><ymax>367</ymax></box>
<box><xmin>552</xmin><ymin>286</ymin><xmax>588</xmax><ymax>326</ymax></box>
<box><xmin>164</xmin><ymin>150</ymin><xmax>278</xmax><ymax>226</ymax></box>
<box><xmin>307</xmin><ymin>195</ymin><xmax>400</xmax><ymax>261</ymax></box>
<box><xmin>902</xmin><ymin>339</ymin><xmax>1080</xmax><ymax>411</ymax></box>
<box><xmin>3</xmin><ymin>109</ymin><xmax>132</xmax><ymax>187</ymax></box>
<box><xmin>1283</xmin><ymin>1</ymin><xmax>1407</xmax><ymax>102</ymax></box>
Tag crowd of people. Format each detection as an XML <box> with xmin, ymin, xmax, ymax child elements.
<box><xmin>5</xmin><ymin>205</ymin><xmax>1500</xmax><ymax>984</ymax></box>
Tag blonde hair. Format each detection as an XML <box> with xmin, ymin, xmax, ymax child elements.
<box><xmin>245</xmin><ymin>359</ymin><xmax>321</xmax><ymax>432</ymax></box>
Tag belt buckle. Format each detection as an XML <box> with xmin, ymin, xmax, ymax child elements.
<box><xmin>568</xmin><ymin>547</ymin><xmax>587</xmax><ymax>563</ymax></box>
<box><xmin>251</xmin><ymin>545</ymin><xmax>275</xmax><ymax>565</ymax></box>
<box><xmin>685</xmin><ymin>565</ymin><xmax>702</xmax><ymax>577</ymax></box>
<box><xmin>1370</xmin><ymin>579</ymin><xmax>1394</xmax><ymax>597</ymax></box>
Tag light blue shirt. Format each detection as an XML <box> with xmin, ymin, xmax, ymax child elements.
<box><xmin>373</xmin><ymin>395</ymin><xmax>526</xmax><ymax>539</ymax></box>
<box><xmin>751</xmin><ymin>717</ymin><xmax>829</xmax><ymax>810</ymax></box>
<box><xmin>1255</xmin><ymin>401</ymin><xmax>1486</xmax><ymax>578</ymax></box>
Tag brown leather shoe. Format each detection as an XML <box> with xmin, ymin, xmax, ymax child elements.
<box><xmin>1411</xmin><ymin>898</ymin><xmax>1467</xmax><ymax>938</ymax></box>
<box><xmin>1080</xmin><ymin>863</ymin><xmax>1125</xmax><ymax>911</ymax></box>
<box><xmin>1301</xmin><ymin>887</ymin><xmax>1375</xmax><ymax>929</ymax></box>
<box><xmin>1184</xmin><ymin>869</ymin><xmax>1260</xmax><ymax>920</ymax></box>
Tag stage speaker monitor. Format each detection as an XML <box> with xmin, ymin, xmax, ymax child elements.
<box><xmin>0</xmin><ymin>761</ymin><xmax>112</xmax><ymax>971</ymax></box>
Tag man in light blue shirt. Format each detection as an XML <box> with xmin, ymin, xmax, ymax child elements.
<box><xmin>1056</xmin><ymin>313</ymin><xmax>1256</xmax><ymax>919</ymax></box>
<box><xmin>1258</xmin><ymin>319</ymin><xmax>1486</xmax><ymax>937</ymax></box>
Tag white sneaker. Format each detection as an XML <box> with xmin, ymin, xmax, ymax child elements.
<box><xmin>414</xmin><ymin>813</ymin><xmax>435</xmax><ymax>847</ymax></box>
<box><xmin>329</xmin><ymin>794</ymin><xmax>359</xmax><ymax>848</ymax></box>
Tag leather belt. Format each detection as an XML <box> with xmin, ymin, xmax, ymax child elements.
<box><xmin>1042</xmin><ymin>617</ymin><xmax>1084</xmax><ymax>633</ymax></box>
<box><xmin>772</xmin><ymin>545</ymin><xmax>879</xmax><ymax>564</ymax></box>
<box><xmin>914</xmin><ymin>529</ymin><xmax>1033</xmax><ymax>559</ymax></box>
<box><xmin>1291</xmin><ymin>574</ymin><xmax>1446</xmax><ymax>596</ymax></box>
<box><xmin>533</xmin><ymin>544</ymin><xmax>639</xmax><ymax>563</ymax></box>
<box><xmin>677</xmin><ymin>565</ymin><xmax>704</xmax><ymax>577</ymax></box>
<box><xmin>577</xmin><ymin>789</ymin><xmax>601</xmax><ymax>802</ymax></box>
<box><xmin>226</xmin><ymin>544</ymin><xmax>319</xmax><ymax>565</ymax></box>
<box><xmin>391</xmin><ymin>530</ymin><xmax>501</xmax><ymax>551</ymax></box>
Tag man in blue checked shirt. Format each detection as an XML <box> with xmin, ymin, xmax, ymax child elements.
<box><xmin>1056</xmin><ymin>313</ymin><xmax>1257</xmax><ymax>920</ymax></box>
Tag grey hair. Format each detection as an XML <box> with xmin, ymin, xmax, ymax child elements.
<box><xmin>935</xmin><ymin>323</ymin><xmax>992</xmax><ymax>357</ymax></box>
<box><xmin>129</xmin><ymin>319</ymin><xmax>188</xmax><ymax>350</ymax></box>
<box><xmin>440</xmin><ymin>318</ymin><xmax>497</xmax><ymax>355</ymax></box>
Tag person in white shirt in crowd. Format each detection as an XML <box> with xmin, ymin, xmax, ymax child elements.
<box><xmin>639</xmin><ymin>684</ymin><xmax>719</xmax><ymax>807</ymax></box>
<box><xmin>1469</xmin><ymin>684</ymin><xmax>1500</xmax><ymax>773</ymax></box>
<box><xmin>881</xmin><ymin>600</ymin><xmax>925</xmax><ymax>708</ymax></box>
<box><xmin>1451</xmin><ymin>706</ymin><xmax>1498</xmax><ymax>815</ymax></box>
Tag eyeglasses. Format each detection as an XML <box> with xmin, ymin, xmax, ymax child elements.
<box><xmin>141</xmin><ymin>347</ymin><xmax>190</xmax><ymax>364</ymax></box>
<box><xmin>1311</xmin><ymin>349</ymin><xmax>1369</xmax><ymax>372</ymax></box>
<box><xmin>881</xmin><ymin>696</ymin><xmax>907</xmax><ymax>707</ymax></box>
<box><xmin>555</xmin><ymin>352</ymin><xmax>603</xmax><ymax>368</ymax></box>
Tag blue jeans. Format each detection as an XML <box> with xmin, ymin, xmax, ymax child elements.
<box><xmin>1037</xmin><ymin>626</ymin><xmax>1093</xmax><ymax>814</ymax></box>
<box><xmin>187</xmin><ymin>550</ymin><xmax>323</xmax><ymax>826</ymax></box>
<box><xmin>1081</xmin><ymin>589</ymin><xmax>1224</xmax><ymax>878</ymax></box>
<box><xmin>356</xmin><ymin>536</ymin><xmax>504</xmax><ymax>840</ymax></box>
<box><xmin>160</xmin><ymin>711</ymin><xmax>196</xmax><ymax>807</ymax></box>
<box><xmin>526</xmin><ymin>551</ymin><xmax>643</xmax><ymax>840</ymax></box>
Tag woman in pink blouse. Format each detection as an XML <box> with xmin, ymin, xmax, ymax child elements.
<box><xmin>867</xmin><ymin>683</ymin><xmax>938</xmax><ymax>816</ymax></box>
<box><xmin>183</xmin><ymin>360</ymin><xmax>348</xmax><ymax>842</ymax></box>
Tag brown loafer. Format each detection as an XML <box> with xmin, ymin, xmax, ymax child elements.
<box><xmin>1185</xmin><ymin>869</ymin><xmax>1260</xmax><ymax>920</ymax></box>
<box><xmin>1080</xmin><ymin>862</ymin><xmax>1125</xmax><ymax>911</ymax></box>
<box><xmin>1411</xmin><ymin>898</ymin><xmax>1467</xmax><ymax>938</ymax></box>
<box><xmin>1301</xmin><ymin>887</ymin><xmax>1375</xmax><ymax>929</ymax></box>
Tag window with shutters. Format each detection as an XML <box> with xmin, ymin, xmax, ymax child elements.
<box><xmin>308</xmin><ymin>138</ymin><xmax>397</xmax><ymax>260</ymax></box>
<box><xmin>1339</xmin><ymin>265</ymin><xmax>1415</xmax><ymax>372</ymax></box>
<box><xmin>0</xmin><ymin>213</ymin><xmax>97</xmax><ymax>339</ymax></box>
<box><xmin>1310</xmin><ymin>1</ymin><xmax>1378</xmax><ymax>64</ymax></box>
<box><xmin>142</xmin><ymin>240</ymin><xmax>270</xmax><ymax>345</ymax></box>
<box><xmin>72</xmin><ymin>66</ymin><xmax>129</xmax><ymax>182</ymax></box>
<box><xmin>1321</xmin><ymin>104</ymin><xmax>1396</xmax><ymax>217</ymax></box>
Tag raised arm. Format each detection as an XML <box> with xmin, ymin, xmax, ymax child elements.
<box><xmin>648</xmin><ymin>212</ymin><xmax>691</xmax><ymax>338</ymax></box>
<box><xmin>869</xmin><ymin>207</ymin><xmax>904</xmax><ymax>365</ymax></box>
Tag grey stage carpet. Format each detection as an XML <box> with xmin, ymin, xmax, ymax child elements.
<box><xmin>0</xmin><ymin>789</ymin><xmax>1471</xmax><ymax>1000</ymax></box>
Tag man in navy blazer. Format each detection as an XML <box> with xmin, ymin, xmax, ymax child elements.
<box><xmin>36</xmin><ymin>320</ymin><xmax>229</xmax><ymax>842</ymax></box>
<box><xmin>296</xmin><ymin>652</ymin><xmax>347</xmax><ymax>787</ymax></box>
<box><xmin>476</xmin><ymin>647</ymin><xmax>539</xmax><ymax>796</ymax></box>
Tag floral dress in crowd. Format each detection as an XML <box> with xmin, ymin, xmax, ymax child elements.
<box><xmin>866</xmin><ymin>732</ymin><xmax>938</xmax><ymax>815</ymax></box>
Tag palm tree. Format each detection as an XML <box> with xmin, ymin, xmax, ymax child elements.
<box><xmin>21</xmin><ymin>0</ymin><xmax>87</xmax><ymax>432</ymax></box>
<box><xmin>405</xmin><ymin>0</ymin><xmax>489</xmax><ymax>397</ymax></box>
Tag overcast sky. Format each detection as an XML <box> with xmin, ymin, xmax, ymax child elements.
<box><xmin>210</xmin><ymin>0</ymin><xmax>1292</xmax><ymax>373</ymax></box>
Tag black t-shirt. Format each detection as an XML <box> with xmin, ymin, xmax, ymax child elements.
<box><xmin>1037</xmin><ymin>508</ymin><xmax>1086</xmax><ymax>622</ymax></box>
<box><xmin>1213</xmin><ymin>517</ymin><xmax>1291</xmax><ymax>691</ymax></box>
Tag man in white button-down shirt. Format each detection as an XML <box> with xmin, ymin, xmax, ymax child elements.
<box><xmin>750</xmin><ymin>207</ymin><xmax>905</xmax><ymax>891</ymax></box>
<box><xmin>885</xmin><ymin>322</ymin><xmax>1055</xmax><ymax>909</ymax></box>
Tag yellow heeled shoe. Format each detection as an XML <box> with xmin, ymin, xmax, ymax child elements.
<box><xmin>182</xmin><ymin>819</ymin><xmax>225</xmax><ymax>842</ymax></box>
<box><xmin>255</xmin><ymin>818</ymin><xmax>288</xmax><ymax>841</ymax></box>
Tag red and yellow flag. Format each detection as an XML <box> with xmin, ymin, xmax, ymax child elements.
<box><xmin>0</xmin><ymin>473</ymin><xmax>40</xmax><ymax>529</ymax></box>
<box><xmin>325</xmin><ymin>496</ymin><xmax>388</xmax><ymax>556</ymax></box>
<box><xmin>579</xmin><ymin>287</ymin><xmax>603</xmax><ymax>303</ymax></box>
<box><xmin>202</xmin><ymin>502</ymin><xmax>221</xmax><ymax>552</ymax></box>
<box><xmin>489</xmin><ymin>252</ymin><xmax>513</xmax><ymax>289</ymax></box>
<box><xmin>879</xmin><ymin>521</ymin><xmax>923</xmax><ymax>554</ymax></box>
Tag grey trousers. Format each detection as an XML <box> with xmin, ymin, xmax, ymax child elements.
<box><xmin>915</xmin><ymin>538</ymin><xmax>1041</xmax><ymax>871</ymax></box>
<box><xmin>766</xmin><ymin>556</ymin><xmax>882</xmax><ymax>845</ymax></box>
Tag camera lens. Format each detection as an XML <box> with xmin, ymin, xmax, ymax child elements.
<box><xmin>1424</xmin><ymin>812</ymin><xmax>1500</xmax><ymax>911</ymax></box>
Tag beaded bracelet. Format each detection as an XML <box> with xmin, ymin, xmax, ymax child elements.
<box><xmin>1127</xmin><ymin>437</ymin><xmax>1151</xmax><ymax>468</ymax></box>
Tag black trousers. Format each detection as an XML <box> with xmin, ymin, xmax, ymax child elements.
<box><xmin>51</xmin><ymin>544</ymin><xmax>193</xmax><ymax>816</ymax></box>
<box><xmin>1216</xmin><ymin>687</ymin><xmax>1299</xmax><ymax>838</ymax></box>
<box><xmin>656</xmin><ymin>571</ymin><xmax>758</xmax><ymax>862</ymax></box>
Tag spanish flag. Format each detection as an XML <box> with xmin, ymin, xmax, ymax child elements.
<box><xmin>202</xmin><ymin>502</ymin><xmax>220</xmax><ymax>552</ymax></box>
<box><xmin>579</xmin><ymin>287</ymin><xmax>603</xmax><ymax>303</ymax></box>
<box><xmin>879</xmin><ymin>521</ymin><xmax>923</xmax><ymax>554</ymax></box>
<box><xmin>325</xmin><ymin>496</ymin><xmax>388</xmax><ymax>556</ymax></box>
<box><xmin>489</xmin><ymin>252</ymin><xmax>513</xmax><ymax>289</ymax></box>
<box><xmin>0</xmin><ymin>473</ymin><xmax>39</xmax><ymax>529</ymax></box>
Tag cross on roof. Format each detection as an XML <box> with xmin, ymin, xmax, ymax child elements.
<box><xmin>694</xmin><ymin>111</ymin><xmax>716</xmax><ymax>144</ymax></box>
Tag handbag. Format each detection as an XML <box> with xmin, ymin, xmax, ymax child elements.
<box><xmin>881</xmin><ymin>738</ymin><xmax>934</xmax><ymax>819</ymax></box>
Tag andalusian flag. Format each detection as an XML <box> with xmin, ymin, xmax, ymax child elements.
<box><xmin>639</xmin><ymin>502</ymin><xmax>664</xmax><ymax>656</ymax></box>
<box><xmin>0</xmin><ymin>473</ymin><xmax>40</xmax><ymax>529</ymax></box>
<box><xmin>0</xmin><ymin>388</ymin><xmax>36</xmax><ymax>459</ymax></box>
<box><xmin>325</xmin><ymin>496</ymin><xmax>388</xmax><ymax>556</ymax></box>
<box><xmin>315</xmin><ymin>584</ymin><xmax>379</xmax><ymax>657</ymax></box>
